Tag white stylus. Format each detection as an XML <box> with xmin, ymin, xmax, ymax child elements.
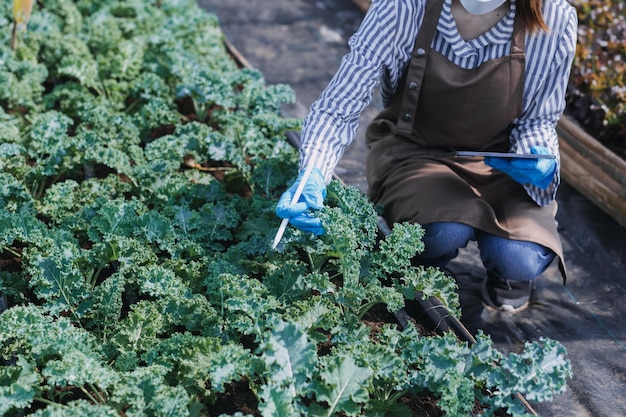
<box><xmin>272</xmin><ymin>163</ymin><xmax>316</xmax><ymax>250</ymax></box>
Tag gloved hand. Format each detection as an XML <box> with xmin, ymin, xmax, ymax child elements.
<box><xmin>275</xmin><ymin>167</ymin><xmax>326</xmax><ymax>235</ymax></box>
<box><xmin>485</xmin><ymin>146</ymin><xmax>556</xmax><ymax>189</ymax></box>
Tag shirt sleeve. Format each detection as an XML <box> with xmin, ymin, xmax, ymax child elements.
<box><xmin>509</xmin><ymin>1</ymin><xmax>578</xmax><ymax>206</ymax></box>
<box><xmin>299</xmin><ymin>0</ymin><xmax>422</xmax><ymax>182</ymax></box>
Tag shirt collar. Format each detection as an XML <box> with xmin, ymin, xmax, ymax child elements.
<box><xmin>437</xmin><ymin>0</ymin><xmax>516</xmax><ymax>57</ymax></box>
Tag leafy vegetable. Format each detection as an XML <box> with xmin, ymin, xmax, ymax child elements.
<box><xmin>0</xmin><ymin>0</ymin><xmax>571</xmax><ymax>416</ymax></box>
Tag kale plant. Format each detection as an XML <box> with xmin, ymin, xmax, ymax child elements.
<box><xmin>0</xmin><ymin>0</ymin><xmax>571</xmax><ymax>416</ymax></box>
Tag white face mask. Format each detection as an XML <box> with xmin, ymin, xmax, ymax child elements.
<box><xmin>459</xmin><ymin>0</ymin><xmax>508</xmax><ymax>15</ymax></box>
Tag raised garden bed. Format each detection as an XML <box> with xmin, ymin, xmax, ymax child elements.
<box><xmin>0</xmin><ymin>1</ymin><xmax>571</xmax><ymax>416</ymax></box>
<box><xmin>560</xmin><ymin>0</ymin><xmax>626</xmax><ymax>228</ymax></box>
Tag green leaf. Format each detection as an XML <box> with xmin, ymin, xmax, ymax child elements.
<box><xmin>0</xmin><ymin>170</ymin><xmax>34</xmax><ymax>214</ymax></box>
<box><xmin>0</xmin><ymin>356</ymin><xmax>40</xmax><ymax>415</ymax></box>
<box><xmin>262</xmin><ymin>259</ymin><xmax>310</xmax><ymax>303</ymax></box>
<box><xmin>41</xmin><ymin>349</ymin><xmax>118</xmax><ymax>389</ymax></box>
<box><xmin>145</xmin><ymin>333</ymin><xmax>255</xmax><ymax>395</ymax></box>
<box><xmin>111</xmin><ymin>301</ymin><xmax>166</xmax><ymax>353</ymax></box>
<box><xmin>375</xmin><ymin>222</ymin><xmax>424</xmax><ymax>274</ymax></box>
<box><xmin>55</xmin><ymin>36</ymin><xmax>102</xmax><ymax>93</ymax></box>
<box><xmin>83</xmin><ymin>273</ymin><xmax>125</xmax><ymax>338</ymax></box>
<box><xmin>485</xmin><ymin>337</ymin><xmax>571</xmax><ymax>407</ymax></box>
<box><xmin>25</xmin><ymin>241</ymin><xmax>90</xmax><ymax>319</ymax></box>
<box><xmin>88</xmin><ymin>198</ymin><xmax>145</xmax><ymax>240</ymax></box>
<box><xmin>205</xmin><ymin>273</ymin><xmax>281</xmax><ymax>337</ymax></box>
<box><xmin>0</xmin><ymin>54</ymin><xmax>48</xmax><ymax>113</ymax></box>
<box><xmin>109</xmin><ymin>365</ymin><xmax>196</xmax><ymax>417</ymax></box>
<box><xmin>29</xmin><ymin>400</ymin><xmax>119</xmax><ymax>417</ymax></box>
<box><xmin>260</xmin><ymin>321</ymin><xmax>317</xmax><ymax>396</ymax></box>
<box><xmin>258</xmin><ymin>384</ymin><xmax>300</xmax><ymax>417</ymax></box>
<box><xmin>310</xmin><ymin>356</ymin><xmax>373</xmax><ymax>417</ymax></box>
<box><xmin>0</xmin><ymin>305</ymin><xmax>102</xmax><ymax>378</ymax></box>
<box><xmin>0</xmin><ymin>208</ymin><xmax>48</xmax><ymax>247</ymax></box>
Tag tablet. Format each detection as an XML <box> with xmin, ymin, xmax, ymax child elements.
<box><xmin>455</xmin><ymin>151</ymin><xmax>556</xmax><ymax>159</ymax></box>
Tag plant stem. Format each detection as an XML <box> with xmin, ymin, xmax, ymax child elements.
<box><xmin>80</xmin><ymin>386</ymin><xmax>101</xmax><ymax>405</ymax></box>
<box><xmin>88</xmin><ymin>382</ymin><xmax>108</xmax><ymax>404</ymax></box>
<box><xmin>2</xmin><ymin>246</ymin><xmax>22</xmax><ymax>258</ymax></box>
<box><xmin>88</xmin><ymin>265</ymin><xmax>105</xmax><ymax>290</ymax></box>
<box><xmin>357</xmin><ymin>300</ymin><xmax>380</xmax><ymax>319</ymax></box>
<box><xmin>10</xmin><ymin>22</ymin><xmax>18</xmax><ymax>50</ymax></box>
<box><xmin>34</xmin><ymin>396</ymin><xmax>63</xmax><ymax>407</ymax></box>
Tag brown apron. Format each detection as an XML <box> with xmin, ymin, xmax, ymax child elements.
<box><xmin>365</xmin><ymin>0</ymin><xmax>566</xmax><ymax>278</ymax></box>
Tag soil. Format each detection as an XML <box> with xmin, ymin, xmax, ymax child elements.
<box><xmin>207</xmin><ymin>379</ymin><xmax>261</xmax><ymax>417</ymax></box>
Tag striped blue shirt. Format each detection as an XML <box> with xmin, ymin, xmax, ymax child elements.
<box><xmin>299</xmin><ymin>0</ymin><xmax>577</xmax><ymax>205</ymax></box>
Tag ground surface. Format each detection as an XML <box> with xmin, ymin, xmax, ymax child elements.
<box><xmin>198</xmin><ymin>1</ymin><xmax>626</xmax><ymax>415</ymax></box>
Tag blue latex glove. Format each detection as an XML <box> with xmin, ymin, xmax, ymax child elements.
<box><xmin>484</xmin><ymin>146</ymin><xmax>556</xmax><ymax>189</ymax></box>
<box><xmin>275</xmin><ymin>167</ymin><xmax>326</xmax><ymax>235</ymax></box>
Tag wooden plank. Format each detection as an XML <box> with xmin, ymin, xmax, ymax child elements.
<box><xmin>559</xmin><ymin>135</ymin><xmax>626</xmax><ymax>228</ymax></box>
<box><xmin>557</xmin><ymin>116</ymin><xmax>626</xmax><ymax>188</ymax></box>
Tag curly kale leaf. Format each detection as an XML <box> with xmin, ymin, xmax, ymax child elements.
<box><xmin>82</xmin><ymin>273</ymin><xmax>125</xmax><ymax>339</ymax></box>
<box><xmin>87</xmin><ymin>198</ymin><xmax>147</xmax><ymax>242</ymax></box>
<box><xmin>109</xmin><ymin>300</ymin><xmax>168</xmax><ymax>354</ymax></box>
<box><xmin>249</xmin><ymin>157</ymin><xmax>299</xmax><ymax>200</ymax></box>
<box><xmin>0</xmin><ymin>305</ymin><xmax>101</xmax><ymax>365</ymax></box>
<box><xmin>262</xmin><ymin>259</ymin><xmax>312</xmax><ymax>303</ymax></box>
<box><xmin>23</xmin><ymin>240</ymin><xmax>92</xmax><ymax>319</ymax></box>
<box><xmin>308</xmin><ymin>355</ymin><xmax>374</xmax><ymax>417</ymax></box>
<box><xmin>77</xmin><ymin>107</ymin><xmax>141</xmax><ymax>150</ymax></box>
<box><xmin>39</xmin><ymin>176</ymin><xmax>133</xmax><ymax>232</ymax></box>
<box><xmin>108</xmin><ymin>365</ymin><xmax>197</xmax><ymax>416</ymax></box>
<box><xmin>0</xmin><ymin>108</ymin><xmax>23</xmax><ymax>144</ymax></box>
<box><xmin>205</xmin><ymin>273</ymin><xmax>282</xmax><ymax>338</ymax></box>
<box><xmin>256</xmin><ymin>321</ymin><xmax>317</xmax><ymax>416</ymax></box>
<box><xmin>143</xmin><ymin>122</ymin><xmax>211</xmax><ymax>174</ymax></box>
<box><xmin>144</xmin><ymin>333</ymin><xmax>257</xmax><ymax>396</ymax></box>
<box><xmin>0</xmin><ymin>357</ymin><xmax>41</xmax><ymax>416</ymax></box>
<box><xmin>0</xmin><ymin>172</ymin><xmax>35</xmax><ymax>214</ymax></box>
<box><xmin>98</xmin><ymin>39</ymin><xmax>145</xmax><ymax>82</ymax></box>
<box><xmin>0</xmin><ymin>48</ymin><xmax>48</xmax><ymax>113</ymax></box>
<box><xmin>0</xmin><ymin>208</ymin><xmax>49</xmax><ymax>249</ymax></box>
<box><xmin>176</xmin><ymin>68</ymin><xmax>238</xmax><ymax>123</ymax></box>
<box><xmin>373</xmin><ymin>222</ymin><xmax>424</xmax><ymax>275</ymax></box>
<box><xmin>23</xmin><ymin>111</ymin><xmax>82</xmax><ymax>191</ymax></box>
<box><xmin>43</xmin><ymin>81</ymin><xmax>102</xmax><ymax>121</ymax></box>
<box><xmin>135</xmin><ymin>264</ymin><xmax>219</xmax><ymax>334</ymax></box>
<box><xmin>41</xmin><ymin>349</ymin><xmax>118</xmax><ymax>390</ymax></box>
<box><xmin>28</xmin><ymin>400</ymin><xmax>119</xmax><ymax>417</ymax></box>
<box><xmin>482</xmin><ymin>337</ymin><xmax>572</xmax><ymax>416</ymax></box>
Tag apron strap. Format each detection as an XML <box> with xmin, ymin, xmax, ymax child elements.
<box><xmin>396</xmin><ymin>0</ymin><xmax>525</xmax><ymax>136</ymax></box>
<box><xmin>395</xmin><ymin>0</ymin><xmax>446</xmax><ymax>136</ymax></box>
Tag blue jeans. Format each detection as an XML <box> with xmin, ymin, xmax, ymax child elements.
<box><xmin>414</xmin><ymin>222</ymin><xmax>556</xmax><ymax>282</ymax></box>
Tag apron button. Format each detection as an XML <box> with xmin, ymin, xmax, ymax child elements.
<box><xmin>408</xmin><ymin>82</ymin><xmax>418</xmax><ymax>90</ymax></box>
<box><xmin>416</xmin><ymin>48</ymin><xmax>426</xmax><ymax>56</ymax></box>
<box><xmin>403</xmin><ymin>113</ymin><xmax>412</xmax><ymax>121</ymax></box>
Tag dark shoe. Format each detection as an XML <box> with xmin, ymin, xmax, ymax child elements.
<box><xmin>481</xmin><ymin>275</ymin><xmax>532</xmax><ymax>313</ymax></box>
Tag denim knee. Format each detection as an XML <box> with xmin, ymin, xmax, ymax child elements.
<box><xmin>414</xmin><ymin>222</ymin><xmax>475</xmax><ymax>267</ymax></box>
<box><xmin>478</xmin><ymin>233</ymin><xmax>556</xmax><ymax>282</ymax></box>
